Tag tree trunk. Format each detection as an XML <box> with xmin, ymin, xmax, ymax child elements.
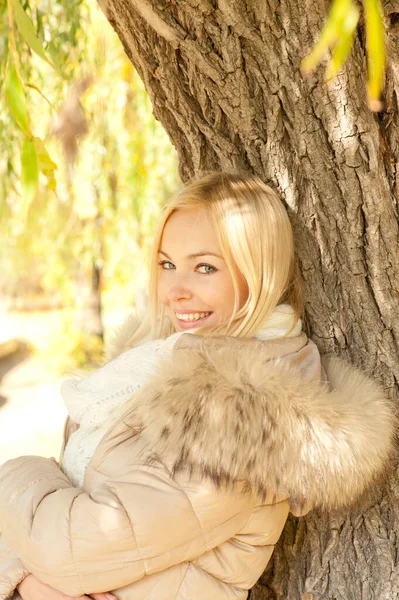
<box><xmin>98</xmin><ymin>1</ymin><xmax>399</xmax><ymax>597</ymax></box>
<box><xmin>74</xmin><ymin>260</ymin><xmax>103</xmax><ymax>340</ymax></box>
<box><xmin>74</xmin><ymin>210</ymin><xmax>104</xmax><ymax>341</ymax></box>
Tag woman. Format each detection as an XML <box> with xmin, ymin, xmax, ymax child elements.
<box><xmin>0</xmin><ymin>173</ymin><xmax>394</xmax><ymax>600</ymax></box>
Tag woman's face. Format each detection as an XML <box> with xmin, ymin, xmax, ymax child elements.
<box><xmin>157</xmin><ymin>208</ymin><xmax>248</xmax><ymax>331</ymax></box>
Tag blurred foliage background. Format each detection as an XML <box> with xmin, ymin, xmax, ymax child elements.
<box><xmin>0</xmin><ymin>0</ymin><xmax>178</xmax><ymax>372</ymax></box>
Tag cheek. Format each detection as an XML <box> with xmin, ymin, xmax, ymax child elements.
<box><xmin>157</xmin><ymin>274</ymin><xmax>168</xmax><ymax>305</ymax></box>
<box><xmin>209</xmin><ymin>276</ymin><xmax>237</xmax><ymax>313</ymax></box>
<box><xmin>215</xmin><ymin>274</ymin><xmax>247</xmax><ymax>315</ymax></box>
<box><xmin>223</xmin><ymin>284</ymin><xmax>238</xmax><ymax>312</ymax></box>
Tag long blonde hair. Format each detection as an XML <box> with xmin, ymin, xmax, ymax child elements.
<box><xmin>128</xmin><ymin>172</ymin><xmax>302</xmax><ymax>345</ymax></box>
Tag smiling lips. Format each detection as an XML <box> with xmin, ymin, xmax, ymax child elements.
<box><xmin>175</xmin><ymin>312</ymin><xmax>212</xmax><ymax>322</ymax></box>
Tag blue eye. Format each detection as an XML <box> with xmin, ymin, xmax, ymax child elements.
<box><xmin>159</xmin><ymin>261</ymin><xmax>175</xmax><ymax>270</ymax></box>
<box><xmin>197</xmin><ymin>263</ymin><xmax>217</xmax><ymax>274</ymax></box>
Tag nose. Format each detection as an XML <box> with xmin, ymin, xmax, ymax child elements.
<box><xmin>167</xmin><ymin>281</ymin><xmax>193</xmax><ymax>303</ymax></box>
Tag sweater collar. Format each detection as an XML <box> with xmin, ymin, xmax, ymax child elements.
<box><xmin>255</xmin><ymin>304</ymin><xmax>301</xmax><ymax>340</ymax></box>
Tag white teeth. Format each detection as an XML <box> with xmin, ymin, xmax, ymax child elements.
<box><xmin>176</xmin><ymin>312</ymin><xmax>210</xmax><ymax>322</ymax></box>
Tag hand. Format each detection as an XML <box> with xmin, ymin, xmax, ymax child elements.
<box><xmin>18</xmin><ymin>574</ymin><xmax>117</xmax><ymax>600</ymax></box>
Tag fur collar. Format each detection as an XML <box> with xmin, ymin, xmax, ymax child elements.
<box><xmin>131</xmin><ymin>334</ymin><xmax>395</xmax><ymax>510</ymax></box>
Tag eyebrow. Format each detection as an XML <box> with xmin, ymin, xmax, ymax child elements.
<box><xmin>159</xmin><ymin>249</ymin><xmax>224</xmax><ymax>260</ymax></box>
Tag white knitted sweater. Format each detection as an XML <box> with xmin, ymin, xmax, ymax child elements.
<box><xmin>61</xmin><ymin>306</ymin><xmax>301</xmax><ymax>488</ymax></box>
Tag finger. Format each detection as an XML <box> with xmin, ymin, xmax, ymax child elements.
<box><xmin>90</xmin><ymin>594</ymin><xmax>117</xmax><ymax>600</ymax></box>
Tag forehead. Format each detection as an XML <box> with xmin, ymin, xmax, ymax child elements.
<box><xmin>160</xmin><ymin>208</ymin><xmax>221</xmax><ymax>254</ymax></box>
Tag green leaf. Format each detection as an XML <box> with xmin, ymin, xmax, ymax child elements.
<box><xmin>21</xmin><ymin>137</ymin><xmax>39</xmax><ymax>216</ymax></box>
<box><xmin>302</xmin><ymin>0</ymin><xmax>353</xmax><ymax>74</ymax></box>
<box><xmin>364</xmin><ymin>0</ymin><xmax>385</xmax><ymax>110</ymax></box>
<box><xmin>326</xmin><ymin>4</ymin><xmax>360</xmax><ymax>80</ymax></box>
<box><xmin>5</xmin><ymin>58</ymin><xmax>31</xmax><ymax>136</ymax></box>
<box><xmin>35</xmin><ymin>137</ymin><xmax>57</xmax><ymax>191</ymax></box>
<box><xmin>11</xmin><ymin>0</ymin><xmax>62</xmax><ymax>75</ymax></box>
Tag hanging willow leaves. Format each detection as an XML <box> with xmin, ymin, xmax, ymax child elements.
<box><xmin>325</xmin><ymin>4</ymin><xmax>360</xmax><ymax>80</ymax></box>
<box><xmin>11</xmin><ymin>0</ymin><xmax>62</xmax><ymax>74</ymax></box>
<box><xmin>0</xmin><ymin>0</ymin><xmax>179</xmax><ymax>354</ymax></box>
<box><xmin>302</xmin><ymin>0</ymin><xmax>354</xmax><ymax>72</ymax></box>
<box><xmin>301</xmin><ymin>0</ymin><xmax>386</xmax><ymax>111</ymax></box>
<box><xmin>5</xmin><ymin>57</ymin><xmax>31</xmax><ymax>136</ymax></box>
<box><xmin>21</xmin><ymin>137</ymin><xmax>39</xmax><ymax>217</ymax></box>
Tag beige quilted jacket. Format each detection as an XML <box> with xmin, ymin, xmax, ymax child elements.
<box><xmin>0</xmin><ymin>333</ymin><xmax>395</xmax><ymax>600</ymax></box>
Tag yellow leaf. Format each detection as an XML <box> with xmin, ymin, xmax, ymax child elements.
<box><xmin>325</xmin><ymin>4</ymin><xmax>360</xmax><ymax>80</ymax></box>
<box><xmin>34</xmin><ymin>137</ymin><xmax>57</xmax><ymax>191</ymax></box>
<box><xmin>301</xmin><ymin>0</ymin><xmax>353</xmax><ymax>74</ymax></box>
<box><xmin>364</xmin><ymin>0</ymin><xmax>385</xmax><ymax>110</ymax></box>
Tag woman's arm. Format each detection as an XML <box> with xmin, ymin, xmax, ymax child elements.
<box><xmin>0</xmin><ymin>456</ymin><xmax>253</xmax><ymax>598</ymax></box>
<box><xmin>0</xmin><ymin>535</ymin><xmax>116</xmax><ymax>600</ymax></box>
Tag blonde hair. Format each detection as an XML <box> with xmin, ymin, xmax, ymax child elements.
<box><xmin>128</xmin><ymin>172</ymin><xmax>302</xmax><ymax>345</ymax></box>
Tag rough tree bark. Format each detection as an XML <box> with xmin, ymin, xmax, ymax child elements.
<box><xmin>98</xmin><ymin>1</ymin><xmax>399</xmax><ymax>598</ymax></box>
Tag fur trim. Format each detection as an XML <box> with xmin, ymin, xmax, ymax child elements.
<box><xmin>133</xmin><ymin>337</ymin><xmax>396</xmax><ymax>510</ymax></box>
